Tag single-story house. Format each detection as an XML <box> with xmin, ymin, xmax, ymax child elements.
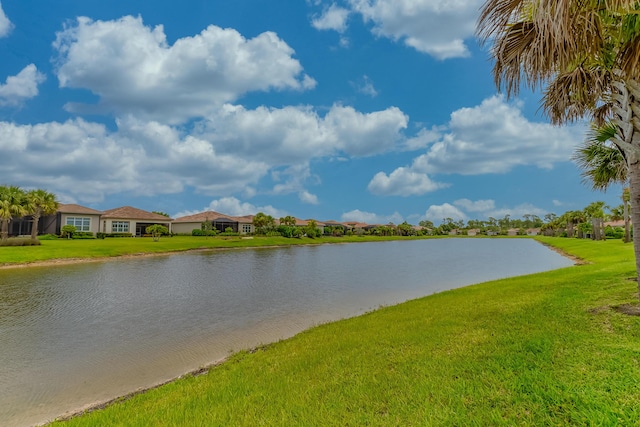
<box><xmin>101</xmin><ymin>206</ymin><xmax>172</xmax><ymax>236</ymax></box>
<box><xmin>172</xmin><ymin>211</ymin><xmax>255</xmax><ymax>235</ymax></box>
<box><xmin>9</xmin><ymin>203</ymin><xmax>103</xmax><ymax>237</ymax></box>
<box><xmin>342</xmin><ymin>221</ymin><xmax>368</xmax><ymax>232</ymax></box>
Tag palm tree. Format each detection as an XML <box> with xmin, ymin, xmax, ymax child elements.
<box><xmin>477</xmin><ymin>1</ymin><xmax>640</xmax><ymax>296</ymax></box>
<box><xmin>573</xmin><ymin>123</ymin><xmax>627</xmax><ymax>191</ymax></box>
<box><xmin>0</xmin><ymin>185</ymin><xmax>27</xmax><ymax>241</ymax></box>
<box><xmin>574</xmin><ymin>123</ymin><xmax>632</xmax><ymax>242</ymax></box>
<box><xmin>25</xmin><ymin>189</ymin><xmax>59</xmax><ymax>240</ymax></box>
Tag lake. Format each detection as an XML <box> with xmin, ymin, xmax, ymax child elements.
<box><xmin>0</xmin><ymin>239</ymin><xmax>573</xmax><ymax>426</ymax></box>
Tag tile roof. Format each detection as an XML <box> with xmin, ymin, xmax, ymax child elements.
<box><xmin>173</xmin><ymin>211</ymin><xmax>252</xmax><ymax>223</ymax></box>
<box><xmin>57</xmin><ymin>203</ymin><xmax>103</xmax><ymax>215</ymax></box>
<box><xmin>275</xmin><ymin>218</ymin><xmax>325</xmax><ymax>227</ymax></box>
<box><xmin>101</xmin><ymin>206</ymin><xmax>172</xmax><ymax>221</ymax></box>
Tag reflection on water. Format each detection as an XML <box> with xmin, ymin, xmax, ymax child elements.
<box><xmin>0</xmin><ymin>239</ymin><xmax>573</xmax><ymax>426</ymax></box>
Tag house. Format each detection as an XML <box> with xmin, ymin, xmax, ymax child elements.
<box><xmin>276</xmin><ymin>217</ymin><xmax>326</xmax><ymax>235</ymax></box>
<box><xmin>101</xmin><ymin>206</ymin><xmax>172</xmax><ymax>236</ymax></box>
<box><xmin>9</xmin><ymin>203</ymin><xmax>103</xmax><ymax>237</ymax></box>
<box><xmin>54</xmin><ymin>204</ymin><xmax>104</xmax><ymax>235</ymax></box>
<box><xmin>172</xmin><ymin>211</ymin><xmax>255</xmax><ymax>235</ymax></box>
<box><xmin>342</xmin><ymin>221</ymin><xmax>369</xmax><ymax>233</ymax></box>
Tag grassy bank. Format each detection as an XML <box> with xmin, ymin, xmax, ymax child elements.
<box><xmin>53</xmin><ymin>237</ymin><xmax>640</xmax><ymax>426</ymax></box>
<box><xmin>0</xmin><ymin>235</ymin><xmax>428</xmax><ymax>266</ymax></box>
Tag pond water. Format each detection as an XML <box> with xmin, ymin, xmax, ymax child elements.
<box><xmin>0</xmin><ymin>239</ymin><xmax>573</xmax><ymax>426</ymax></box>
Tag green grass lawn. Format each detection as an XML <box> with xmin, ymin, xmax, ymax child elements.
<box><xmin>52</xmin><ymin>237</ymin><xmax>640</xmax><ymax>426</ymax></box>
<box><xmin>0</xmin><ymin>235</ymin><xmax>427</xmax><ymax>265</ymax></box>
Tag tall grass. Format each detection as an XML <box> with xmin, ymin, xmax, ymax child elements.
<box><xmin>53</xmin><ymin>237</ymin><xmax>640</xmax><ymax>425</ymax></box>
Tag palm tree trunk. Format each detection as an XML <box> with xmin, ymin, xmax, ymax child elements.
<box><xmin>1</xmin><ymin>219</ymin><xmax>8</xmax><ymax>241</ymax></box>
<box><xmin>628</xmin><ymin>163</ymin><xmax>640</xmax><ymax>298</ymax></box>
<box><xmin>624</xmin><ymin>198</ymin><xmax>631</xmax><ymax>243</ymax></box>
<box><xmin>30</xmin><ymin>212</ymin><xmax>41</xmax><ymax>240</ymax></box>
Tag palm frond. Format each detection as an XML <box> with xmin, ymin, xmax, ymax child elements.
<box><xmin>573</xmin><ymin>122</ymin><xmax>628</xmax><ymax>190</ymax></box>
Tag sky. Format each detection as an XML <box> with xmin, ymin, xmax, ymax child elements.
<box><xmin>0</xmin><ymin>0</ymin><xmax>624</xmax><ymax>224</ymax></box>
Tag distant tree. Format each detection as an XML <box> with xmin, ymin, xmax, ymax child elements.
<box><xmin>0</xmin><ymin>185</ymin><xmax>27</xmax><ymax>241</ymax></box>
<box><xmin>152</xmin><ymin>211</ymin><xmax>170</xmax><ymax>218</ymax></box>
<box><xmin>253</xmin><ymin>212</ymin><xmax>275</xmax><ymax>234</ymax></box>
<box><xmin>25</xmin><ymin>189</ymin><xmax>59</xmax><ymax>241</ymax></box>
<box><xmin>584</xmin><ymin>201</ymin><xmax>608</xmax><ymax>240</ymax></box>
<box><xmin>201</xmin><ymin>216</ymin><xmax>214</xmax><ymax>238</ymax></box>
<box><xmin>397</xmin><ymin>221</ymin><xmax>414</xmax><ymax>236</ymax></box>
<box><xmin>280</xmin><ymin>216</ymin><xmax>297</xmax><ymax>227</ymax></box>
<box><xmin>304</xmin><ymin>219</ymin><xmax>320</xmax><ymax>238</ymax></box>
<box><xmin>146</xmin><ymin>224</ymin><xmax>168</xmax><ymax>242</ymax></box>
<box><xmin>419</xmin><ymin>220</ymin><xmax>434</xmax><ymax>229</ymax></box>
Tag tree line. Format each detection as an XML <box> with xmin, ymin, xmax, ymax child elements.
<box><xmin>0</xmin><ymin>185</ymin><xmax>59</xmax><ymax>243</ymax></box>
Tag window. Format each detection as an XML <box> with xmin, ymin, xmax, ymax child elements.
<box><xmin>242</xmin><ymin>224</ymin><xmax>252</xmax><ymax>234</ymax></box>
<box><xmin>112</xmin><ymin>221</ymin><xmax>130</xmax><ymax>233</ymax></box>
<box><xmin>66</xmin><ymin>217</ymin><xmax>91</xmax><ymax>232</ymax></box>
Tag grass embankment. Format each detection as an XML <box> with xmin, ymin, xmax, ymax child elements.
<box><xmin>0</xmin><ymin>235</ymin><xmax>420</xmax><ymax>266</ymax></box>
<box><xmin>54</xmin><ymin>237</ymin><xmax>640</xmax><ymax>426</ymax></box>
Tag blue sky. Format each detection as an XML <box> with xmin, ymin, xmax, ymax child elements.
<box><xmin>0</xmin><ymin>0</ymin><xmax>623</xmax><ymax>224</ymax></box>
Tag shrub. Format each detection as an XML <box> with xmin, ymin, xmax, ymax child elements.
<box><xmin>277</xmin><ymin>225</ymin><xmax>293</xmax><ymax>238</ymax></box>
<box><xmin>38</xmin><ymin>234</ymin><xmax>59</xmax><ymax>240</ymax></box>
<box><xmin>61</xmin><ymin>224</ymin><xmax>76</xmax><ymax>239</ymax></box>
<box><xmin>0</xmin><ymin>238</ymin><xmax>41</xmax><ymax>247</ymax></box>
<box><xmin>192</xmin><ymin>229</ymin><xmax>217</xmax><ymax>236</ymax></box>
<box><xmin>103</xmin><ymin>233</ymin><xmax>133</xmax><ymax>238</ymax></box>
<box><xmin>96</xmin><ymin>232</ymin><xmax>106</xmax><ymax>239</ymax></box>
<box><xmin>72</xmin><ymin>232</ymin><xmax>95</xmax><ymax>239</ymax></box>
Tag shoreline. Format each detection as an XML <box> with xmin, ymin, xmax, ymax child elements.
<box><xmin>48</xmin><ymin>356</ymin><xmax>230</xmax><ymax>425</ymax></box>
<box><xmin>0</xmin><ymin>236</ymin><xmax>573</xmax><ymax>271</ymax></box>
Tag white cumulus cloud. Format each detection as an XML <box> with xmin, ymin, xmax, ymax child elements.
<box><xmin>0</xmin><ymin>2</ymin><xmax>13</xmax><ymax>38</ymax></box>
<box><xmin>299</xmin><ymin>190</ymin><xmax>319</xmax><ymax>205</ymax></box>
<box><xmin>412</xmin><ymin>96</ymin><xmax>582</xmax><ymax>175</ymax></box>
<box><xmin>0</xmin><ymin>64</ymin><xmax>46</xmax><ymax>106</ymax></box>
<box><xmin>453</xmin><ymin>198</ymin><xmax>495</xmax><ymax>212</ymax></box>
<box><xmin>347</xmin><ymin>0</ymin><xmax>482</xmax><ymax>59</ymax></box>
<box><xmin>341</xmin><ymin>209</ymin><xmax>403</xmax><ymax>224</ymax></box>
<box><xmin>53</xmin><ymin>15</ymin><xmax>316</xmax><ymax>123</ymax></box>
<box><xmin>423</xmin><ymin>203</ymin><xmax>466</xmax><ymax>222</ymax></box>
<box><xmin>312</xmin><ymin>3</ymin><xmax>350</xmax><ymax>32</ymax></box>
<box><xmin>369</xmin><ymin>96</ymin><xmax>582</xmax><ymax>197</ymax></box>
<box><xmin>367</xmin><ymin>167</ymin><xmax>448</xmax><ymax>196</ymax></box>
<box><xmin>175</xmin><ymin>197</ymin><xmax>288</xmax><ymax>219</ymax></box>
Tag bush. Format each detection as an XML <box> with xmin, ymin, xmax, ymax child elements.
<box><xmin>38</xmin><ymin>234</ymin><xmax>59</xmax><ymax>240</ymax></box>
<box><xmin>103</xmin><ymin>233</ymin><xmax>133</xmax><ymax>238</ymax></box>
<box><xmin>192</xmin><ymin>229</ymin><xmax>217</xmax><ymax>236</ymax></box>
<box><xmin>72</xmin><ymin>232</ymin><xmax>95</xmax><ymax>239</ymax></box>
<box><xmin>277</xmin><ymin>225</ymin><xmax>293</xmax><ymax>238</ymax></box>
<box><xmin>0</xmin><ymin>238</ymin><xmax>41</xmax><ymax>247</ymax></box>
<box><xmin>96</xmin><ymin>232</ymin><xmax>106</xmax><ymax>239</ymax></box>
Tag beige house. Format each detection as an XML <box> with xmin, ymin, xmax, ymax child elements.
<box><xmin>172</xmin><ymin>211</ymin><xmax>255</xmax><ymax>235</ymax></box>
<box><xmin>101</xmin><ymin>206</ymin><xmax>172</xmax><ymax>236</ymax></box>
<box><xmin>11</xmin><ymin>203</ymin><xmax>104</xmax><ymax>236</ymax></box>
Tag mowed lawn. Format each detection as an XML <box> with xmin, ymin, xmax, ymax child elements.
<box><xmin>51</xmin><ymin>237</ymin><xmax>640</xmax><ymax>426</ymax></box>
<box><xmin>0</xmin><ymin>235</ymin><xmax>420</xmax><ymax>265</ymax></box>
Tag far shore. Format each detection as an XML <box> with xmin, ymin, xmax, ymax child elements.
<box><xmin>0</xmin><ymin>234</ymin><xmax>537</xmax><ymax>271</ymax></box>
